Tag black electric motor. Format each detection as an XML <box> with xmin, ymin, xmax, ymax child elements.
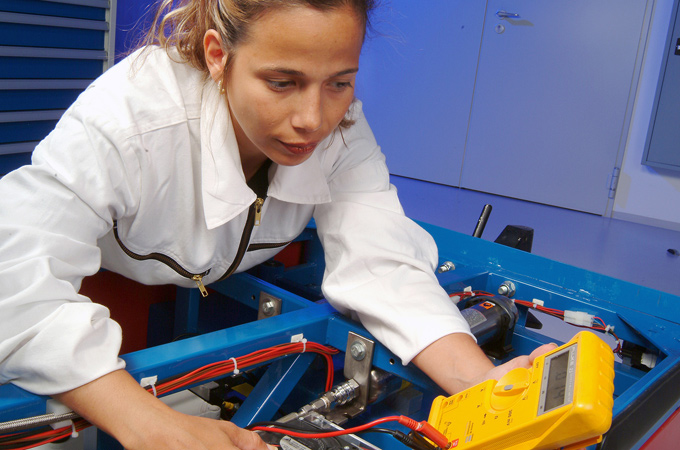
<box><xmin>459</xmin><ymin>295</ymin><xmax>519</xmax><ymax>359</ymax></box>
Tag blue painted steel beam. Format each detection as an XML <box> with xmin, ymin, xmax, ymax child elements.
<box><xmin>231</xmin><ymin>353</ymin><xmax>318</xmax><ymax>427</ymax></box>
<box><xmin>0</xmin><ymin>384</ymin><xmax>47</xmax><ymax>422</ymax></box>
<box><xmin>123</xmin><ymin>302</ymin><xmax>336</xmax><ymax>383</ymax></box>
<box><xmin>173</xmin><ymin>286</ymin><xmax>201</xmax><ymax>338</ymax></box>
<box><xmin>422</xmin><ymin>221</ymin><xmax>679</xmax><ymax>317</ymax></box>
<box><xmin>210</xmin><ymin>272</ymin><xmax>314</xmax><ymax>313</ymax></box>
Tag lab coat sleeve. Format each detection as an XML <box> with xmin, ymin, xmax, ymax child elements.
<box><xmin>313</xmin><ymin>104</ymin><xmax>474</xmax><ymax>365</ymax></box>
<box><xmin>0</xmin><ymin>95</ymin><xmax>138</xmax><ymax>395</ymax></box>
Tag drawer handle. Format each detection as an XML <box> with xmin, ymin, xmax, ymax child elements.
<box><xmin>496</xmin><ymin>10</ymin><xmax>520</xmax><ymax>19</ymax></box>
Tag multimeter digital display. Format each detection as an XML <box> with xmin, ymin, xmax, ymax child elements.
<box><xmin>540</xmin><ymin>346</ymin><xmax>575</xmax><ymax>414</ymax></box>
<box><xmin>428</xmin><ymin>331</ymin><xmax>615</xmax><ymax>450</ymax></box>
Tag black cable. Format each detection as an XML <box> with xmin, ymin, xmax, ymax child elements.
<box><xmin>358</xmin><ymin>427</ymin><xmax>437</xmax><ymax>450</ymax></box>
<box><xmin>359</xmin><ymin>427</ymin><xmax>397</xmax><ymax>435</ymax></box>
<box><xmin>246</xmin><ymin>420</ymin><xmax>315</xmax><ymax>431</ymax></box>
<box><xmin>0</xmin><ymin>429</ymin><xmax>44</xmax><ymax>445</ymax></box>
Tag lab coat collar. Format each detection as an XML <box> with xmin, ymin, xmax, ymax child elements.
<box><xmin>200</xmin><ymin>82</ymin><xmax>331</xmax><ymax>230</ymax></box>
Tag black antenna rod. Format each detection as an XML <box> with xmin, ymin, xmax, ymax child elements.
<box><xmin>472</xmin><ymin>204</ymin><xmax>492</xmax><ymax>238</ymax></box>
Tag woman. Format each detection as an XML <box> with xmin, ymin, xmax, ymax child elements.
<box><xmin>0</xmin><ymin>1</ymin><xmax>553</xmax><ymax>449</ymax></box>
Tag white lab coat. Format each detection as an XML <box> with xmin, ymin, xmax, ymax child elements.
<box><xmin>0</xmin><ymin>47</ymin><xmax>472</xmax><ymax>395</ymax></box>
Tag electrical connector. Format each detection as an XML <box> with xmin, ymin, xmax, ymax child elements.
<box><xmin>620</xmin><ymin>341</ymin><xmax>658</xmax><ymax>371</ymax></box>
<box><xmin>397</xmin><ymin>416</ymin><xmax>450</xmax><ymax>449</ymax></box>
<box><xmin>563</xmin><ymin>311</ymin><xmax>594</xmax><ymax>327</ymax></box>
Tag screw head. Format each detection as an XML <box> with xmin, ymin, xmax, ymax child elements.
<box><xmin>262</xmin><ymin>301</ymin><xmax>275</xmax><ymax>316</ymax></box>
<box><xmin>350</xmin><ymin>341</ymin><xmax>367</xmax><ymax>361</ymax></box>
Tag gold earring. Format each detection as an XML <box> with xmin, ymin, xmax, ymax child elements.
<box><xmin>217</xmin><ymin>79</ymin><xmax>225</xmax><ymax>95</ymax></box>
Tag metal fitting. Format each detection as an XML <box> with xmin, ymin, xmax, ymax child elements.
<box><xmin>277</xmin><ymin>379</ymin><xmax>360</xmax><ymax>424</ymax></box>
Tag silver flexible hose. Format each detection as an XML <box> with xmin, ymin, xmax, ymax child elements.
<box><xmin>0</xmin><ymin>411</ymin><xmax>80</xmax><ymax>433</ymax></box>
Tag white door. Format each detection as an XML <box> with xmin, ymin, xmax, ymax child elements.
<box><xmin>460</xmin><ymin>1</ymin><xmax>649</xmax><ymax>214</ymax></box>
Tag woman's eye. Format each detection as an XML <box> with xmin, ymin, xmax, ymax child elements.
<box><xmin>330</xmin><ymin>81</ymin><xmax>353</xmax><ymax>91</ymax></box>
<box><xmin>267</xmin><ymin>80</ymin><xmax>293</xmax><ymax>91</ymax></box>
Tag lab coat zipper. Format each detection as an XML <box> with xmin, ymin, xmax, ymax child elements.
<box><xmin>254</xmin><ymin>198</ymin><xmax>264</xmax><ymax>226</ymax></box>
<box><xmin>214</xmin><ymin>196</ymin><xmax>292</xmax><ymax>281</ymax></box>
<box><xmin>112</xmin><ymin>221</ymin><xmax>211</xmax><ymax>295</ymax></box>
<box><xmin>215</xmin><ymin>197</ymin><xmax>264</xmax><ymax>282</ymax></box>
<box><xmin>191</xmin><ymin>274</ymin><xmax>209</xmax><ymax>297</ymax></box>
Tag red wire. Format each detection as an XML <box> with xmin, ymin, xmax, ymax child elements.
<box><xmin>449</xmin><ymin>290</ymin><xmax>494</xmax><ymax>299</ymax></box>
<box><xmin>252</xmin><ymin>416</ymin><xmax>400</xmax><ymax>438</ymax></box>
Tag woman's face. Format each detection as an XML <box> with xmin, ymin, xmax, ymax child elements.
<box><xmin>224</xmin><ymin>5</ymin><xmax>364</xmax><ymax>170</ymax></box>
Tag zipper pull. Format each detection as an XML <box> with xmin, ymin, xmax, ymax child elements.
<box><xmin>254</xmin><ymin>198</ymin><xmax>264</xmax><ymax>226</ymax></box>
<box><xmin>192</xmin><ymin>274</ymin><xmax>209</xmax><ymax>297</ymax></box>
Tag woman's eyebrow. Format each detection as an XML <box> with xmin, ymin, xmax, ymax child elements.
<box><xmin>261</xmin><ymin>66</ymin><xmax>359</xmax><ymax>77</ymax></box>
<box><xmin>334</xmin><ymin>68</ymin><xmax>359</xmax><ymax>77</ymax></box>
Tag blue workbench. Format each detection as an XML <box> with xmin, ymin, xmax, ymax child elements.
<box><xmin>1</xmin><ymin>222</ymin><xmax>678</xmax><ymax>449</ymax></box>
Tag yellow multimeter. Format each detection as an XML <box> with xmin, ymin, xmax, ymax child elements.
<box><xmin>428</xmin><ymin>331</ymin><xmax>615</xmax><ymax>450</ymax></box>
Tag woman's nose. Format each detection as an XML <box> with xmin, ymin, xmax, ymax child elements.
<box><xmin>291</xmin><ymin>88</ymin><xmax>323</xmax><ymax>132</ymax></box>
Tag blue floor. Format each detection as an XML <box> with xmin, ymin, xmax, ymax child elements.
<box><xmin>391</xmin><ymin>175</ymin><xmax>680</xmax><ymax>297</ymax></box>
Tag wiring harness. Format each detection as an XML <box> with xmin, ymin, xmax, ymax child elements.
<box><xmin>0</xmin><ymin>341</ymin><xmax>338</xmax><ymax>450</ymax></box>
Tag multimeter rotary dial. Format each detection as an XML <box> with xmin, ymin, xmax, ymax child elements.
<box><xmin>489</xmin><ymin>367</ymin><xmax>531</xmax><ymax>411</ymax></box>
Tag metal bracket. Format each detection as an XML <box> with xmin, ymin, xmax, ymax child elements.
<box><xmin>257</xmin><ymin>292</ymin><xmax>282</xmax><ymax>320</ymax></box>
<box><xmin>326</xmin><ymin>332</ymin><xmax>374</xmax><ymax>423</ymax></box>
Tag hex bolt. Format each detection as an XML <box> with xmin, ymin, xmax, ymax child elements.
<box><xmin>261</xmin><ymin>301</ymin><xmax>275</xmax><ymax>316</ymax></box>
<box><xmin>498</xmin><ymin>281</ymin><xmax>516</xmax><ymax>298</ymax></box>
<box><xmin>437</xmin><ymin>261</ymin><xmax>456</xmax><ymax>273</ymax></box>
<box><xmin>350</xmin><ymin>341</ymin><xmax>367</xmax><ymax>361</ymax></box>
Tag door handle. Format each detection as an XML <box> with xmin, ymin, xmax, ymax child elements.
<box><xmin>496</xmin><ymin>10</ymin><xmax>520</xmax><ymax>19</ymax></box>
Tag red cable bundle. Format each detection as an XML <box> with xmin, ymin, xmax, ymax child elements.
<box><xmin>0</xmin><ymin>341</ymin><xmax>339</xmax><ymax>450</ymax></box>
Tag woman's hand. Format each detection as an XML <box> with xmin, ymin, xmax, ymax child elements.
<box><xmin>413</xmin><ymin>333</ymin><xmax>557</xmax><ymax>395</ymax></box>
<box><xmin>124</xmin><ymin>411</ymin><xmax>273</xmax><ymax>450</ymax></box>
<box><xmin>54</xmin><ymin>370</ymin><xmax>273</xmax><ymax>450</ymax></box>
<box><xmin>466</xmin><ymin>342</ymin><xmax>558</xmax><ymax>390</ymax></box>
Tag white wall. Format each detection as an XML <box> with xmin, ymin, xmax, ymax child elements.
<box><xmin>614</xmin><ymin>0</ymin><xmax>680</xmax><ymax>231</ymax></box>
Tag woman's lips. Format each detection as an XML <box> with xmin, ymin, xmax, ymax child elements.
<box><xmin>281</xmin><ymin>141</ymin><xmax>318</xmax><ymax>155</ymax></box>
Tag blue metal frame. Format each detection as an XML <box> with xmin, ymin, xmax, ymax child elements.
<box><xmin>1</xmin><ymin>223</ymin><xmax>678</xmax><ymax>450</ymax></box>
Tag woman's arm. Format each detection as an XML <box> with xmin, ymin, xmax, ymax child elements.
<box><xmin>315</xmin><ymin>102</ymin><xmax>557</xmax><ymax>396</ymax></box>
<box><xmin>54</xmin><ymin>370</ymin><xmax>272</xmax><ymax>450</ymax></box>
<box><xmin>413</xmin><ymin>333</ymin><xmax>557</xmax><ymax>395</ymax></box>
